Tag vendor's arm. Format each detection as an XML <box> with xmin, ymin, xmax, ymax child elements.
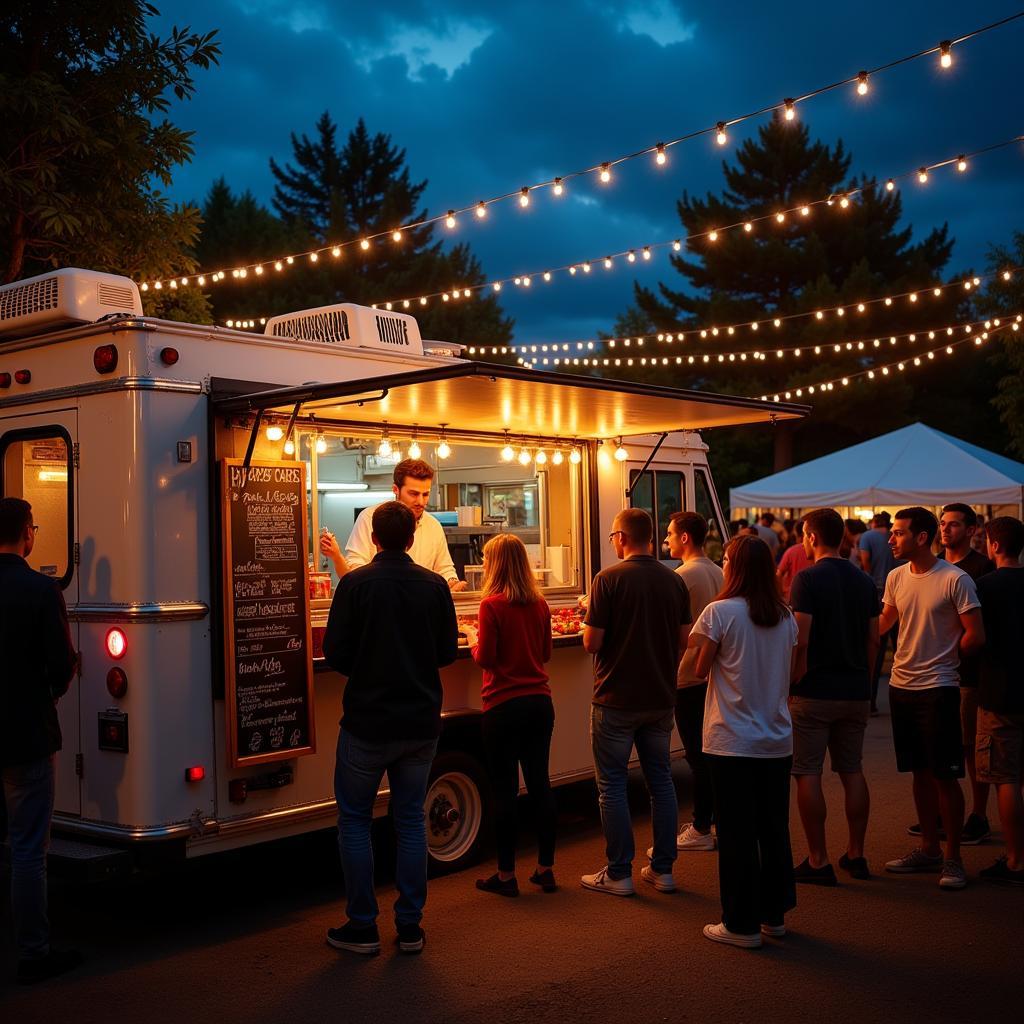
<box><xmin>343</xmin><ymin>509</ymin><xmax>375</xmax><ymax>571</ymax></box>
<box><xmin>319</xmin><ymin>532</ymin><xmax>350</xmax><ymax>578</ymax></box>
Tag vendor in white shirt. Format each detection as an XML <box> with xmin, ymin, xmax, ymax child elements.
<box><xmin>319</xmin><ymin>457</ymin><xmax>468</xmax><ymax>592</ymax></box>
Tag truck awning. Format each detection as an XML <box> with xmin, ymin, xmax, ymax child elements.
<box><xmin>213</xmin><ymin>361</ymin><xmax>806</xmax><ymax>439</ymax></box>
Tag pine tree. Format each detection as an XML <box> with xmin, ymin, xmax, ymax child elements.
<box><xmin>611</xmin><ymin>115</ymin><xmax>1000</xmax><ymax>496</ymax></box>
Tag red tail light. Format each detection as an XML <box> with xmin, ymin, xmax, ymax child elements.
<box><xmin>185</xmin><ymin>765</ymin><xmax>205</xmax><ymax>783</ymax></box>
<box><xmin>0</xmin><ymin>372</ymin><xmax>10</xmax><ymax>388</ymax></box>
<box><xmin>105</xmin><ymin>627</ymin><xmax>127</xmax><ymax>659</ymax></box>
<box><xmin>106</xmin><ymin>667</ymin><xmax>128</xmax><ymax>698</ymax></box>
<box><xmin>93</xmin><ymin>345</ymin><xmax>118</xmax><ymax>374</ymax></box>
<box><xmin>159</xmin><ymin>347</ymin><xmax>179</xmax><ymax>365</ymax></box>
<box><xmin>15</xmin><ymin>369</ymin><xmax>31</xmax><ymax>384</ymax></box>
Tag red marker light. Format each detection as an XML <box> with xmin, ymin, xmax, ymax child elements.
<box><xmin>105</xmin><ymin>627</ymin><xmax>127</xmax><ymax>659</ymax></box>
<box><xmin>185</xmin><ymin>765</ymin><xmax>205</xmax><ymax>783</ymax></box>
<box><xmin>0</xmin><ymin>372</ymin><xmax>10</xmax><ymax>388</ymax></box>
<box><xmin>93</xmin><ymin>345</ymin><xmax>118</xmax><ymax>374</ymax></box>
<box><xmin>15</xmin><ymin>369</ymin><xmax>31</xmax><ymax>384</ymax></box>
<box><xmin>106</xmin><ymin>667</ymin><xmax>128</xmax><ymax>698</ymax></box>
<box><xmin>159</xmin><ymin>347</ymin><xmax>179</xmax><ymax>366</ymax></box>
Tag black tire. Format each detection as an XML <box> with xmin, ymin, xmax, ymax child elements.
<box><xmin>424</xmin><ymin>750</ymin><xmax>490</xmax><ymax>875</ymax></box>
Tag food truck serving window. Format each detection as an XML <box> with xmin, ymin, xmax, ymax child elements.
<box><xmin>0</xmin><ymin>427</ymin><xmax>73</xmax><ymax>588</ymax></box>
<box><xmin>295</xmin><ymin>430</ymin><xmax>582</xmax><ymax>595</ymax></box>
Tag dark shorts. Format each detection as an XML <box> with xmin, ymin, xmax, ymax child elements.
<box><xmin>789</xmin><ymin>697</ymin><xmax>869</xmax><ymax>775</ymax></box>
<box><xmin>889</xmin><ymin>685</ymin><xmax>965</xmax><ymax>780</ymax></box>
<box><xmin>975</xmin><ymin>708</ymin><xmax>1024</xmax><ymax>785</ymax></box>
<box><xmin>960</xmin><ymin>688</ymin><xmax>979</xmax><ymax>750</ymax></box>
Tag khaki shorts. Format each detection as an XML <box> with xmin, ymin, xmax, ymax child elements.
<box><xmin>960</xmin><ymin>688</ymin><xmax>980</xmax><ymax>749</ymax></box>
<box><xmin>790</xmin><ymin>697</ymin><xmax>870</xmax><ymax>776</ymax></box>
<box><xmin>975</xmin><ymin>708</ymin><xmax>1024</xmax><ymax>785</ymax></box>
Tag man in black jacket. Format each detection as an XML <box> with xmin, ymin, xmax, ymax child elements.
<box><xmin>323</xmin><ymin>501</ymin><xmax>458</xmax><ymax>956</ymax></box>
<box><xmin>0</xmin><ymin>498</ymin><xmax>79</xmax><ymax>984</ymax></box>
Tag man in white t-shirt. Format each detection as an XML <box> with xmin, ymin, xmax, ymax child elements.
<box><xmin>879</xmin><ymin>506</ymin><xmax>984</xmax><ymax>890</ymax></box>
<box><xmin>321</xmin><ymin>459</ymin><xmax>467</xmax><ymax>592</ymax></box>
<box><xmin>665</xmin><ymin>511</ymin><xmax>724</xmax><ymax>852</ymax></box>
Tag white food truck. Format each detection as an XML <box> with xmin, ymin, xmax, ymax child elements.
<box><xmin>0</xmin><ymin>268</ymin><xmax>804</xmax><ymax>876</ymax></box>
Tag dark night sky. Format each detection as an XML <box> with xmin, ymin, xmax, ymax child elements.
<box><xmin>154</xmin><ymin>1</ymin><xmax>1024</xmax><ymax>344</ymax></box>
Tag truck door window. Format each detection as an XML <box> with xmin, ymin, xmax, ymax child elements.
<box><xmin>694</xmin><ymin>468</ymin><xmax>725</xmax><ymax>563</ymax></box>
<box><xmin>0</xmin><ymin>430</ymin><xmax>72</xmax><ymax>586</ymax></box>
<box><xmin>629</xmin><ymin>469</ymin><xmax>684</xmax><ymax>559</ymax></box>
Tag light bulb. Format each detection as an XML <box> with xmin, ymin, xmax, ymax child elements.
<box><xmin>476</xmin><ymin>202</ymin><xmax>487</xmax><ymax>218</ymax></box>
<box><xmin>275</xmin><ymin>261</ymin><xmax>283</xmax><ymax>271</ymax></box>
<box><xmin>569</xmin><ymin>447</ymin><xmax>582</xmax><ymax>465</ymax></box>
<box><xmin>519</xmin><ymin>188</ymin><xmax>530</xmax><ymax>208</ymax></box>
<box><xmin>784</xmin><ymin>99</ymin><xmax>795</xmax><ymax>121</ymax></box>
<box><xmin>552</xmin><ymin>178</ymin><xmax>564</xmax><ymax>196</ymax></box>
<box><xmin>614</xmin><ymin>442</ymin><xmax>629</xmax><ymax>462</ymax></box>
<box><xmin>197</xmin><ymin>275</ymin><xmax>205</xmax><ymax>285</ymax></box>
<box><xmin>309</xmin><ymin>252</ymin><xmax>318</xmax><ymax>263</ymax></box>
<box><xmin>886</xmin><ymin>179</ymin><xmax>895</xmax><ymax>191</ymax></box>
<box><xmin>286</xmin><ymin>256</ymin><xmax>294</xmax><ymax>265</ymax></box>
<box><xmin>360</xmin><ymin>238</ymin><xmax>370</xmax><ymax>250</ymax></box>
<box><xmin>445</xmin><ymin>211</ymin><xmax>456</xmax><ymax>229</ymax></box>
<box><xmin>408</xmin><ymin>440</ymin><xmax>421</xmax><ymax>459</ymax></box>
<box><xmin>582</xmin><ymin>262</ymin><xmax>591</xmax><ymax>273</ymax></box>
<box><xmin>627</xmin><ymin>251</ymin><xmax>636</xmax><ymax>263</ymax></box>
<box><xmin>800</xmin><ymin>206</ymin><xmax>810</xmax><ymax>217</ymax></box>
<box><xmin>266</xmin><ymin>425</ymin><xmax>284</xmax><ymax>441</ymax></box>
<box><xmin>378</xmin><ymin>437</ymin><xmax>392</xmax><ymax>458</ymax></box>
<box><xmin>315</xmin><ymin>435</ymin><xmax>327</xmax><ymax>455</ymax></box>
<box><xmin>856</xmin><ymin>71</ymin><xmax>869</xmax><ymax>95</ymax></box>
<box><xmin>839</xmin><ymin>196</ymin><xmax>850</xmax><ymax>209</ymax></box>
<box><xmin>437</xmin><ymin>439</ymin><xmax>451</xmax><ymax>460</ymax></box>
<box><xmin>775</xmin><ymin>212</ymin><xmax>785</xmax><ymax>223</ymax></box>
<box><xmin>392</xmin><ymin>229</ymin><xmax>403</xmax><ymax>242</ymax></box>
<box><xmin>604</xmin><ymin>257</ymin><xmax>613</xmax><ymax>269</ymax></box>
<box><xmin>918</xmin><ymin>168</ymin><xmax>928</xmax><ymax>184</ymax></box>
<box><xmin>600</xmin><ymin>163</ymin><xmax>611</xmax><ymax>183</ymax></box>
<box><xmin>744</xmin><ymin>222</ymin><xmax>753</xmax><ymax>232</ymax></box>
<box><xmin>501</xmin><ymin>443</ymin><xmax>515</xmax><ymax>462</ymax></box>
<box><xmin>518</xmin><ymin>448</ymin><xmax>532</xmax><ymax>466</ymax></box>
<box><xmin>655</xmin><ymin>143</ymin><xmax>667</xmax><ymax>165</ymax></box>
<box><xmin>552</xmin><ymin>450</ymin><xmax>564</xmax><ymax>465</ymax></box>
<box><xmin>939</xmin><ymin>41</ymin><xmax>952</xmax><ymax>68</ymax></box>
<box><xmin>332</xmin><ymin>246</ymin><xmax>341</xmax><ymax>257</ymax></box>
<box><xmin>708</xmin><ymin>230</ymin><xmax>718</xmax><ymax>242</ymax></box>
<box><xmin>957</xmin><ymin>156</ymin><xmax>967</xmax><ymax>172</ymax></box>
<box><xmin>715</xmin><ymin>122</ymin><xmax>727</xmax><ymax>145</ymax></box>
<box><xmin>535</xmin><ymin>449</ymin><xmax>548</xmax><ymax>465</ymax></box>
<box><xmin>283</xmin><ymin>438</ymin><xmax>295</xmax><ymax>456</ymax></box>
<box><xmin>642</xmin><ymin>247</ymin><xmax>651</xmax><ymax>260</ymax></box>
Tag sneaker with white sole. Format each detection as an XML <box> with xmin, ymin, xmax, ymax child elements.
<box><xmin>885</xmin><ymin>849</ymin><xmax>943</xmax><ymax>873</ymax></box>
<box><xmin>702</xmin><ymin>922</ymin><xmax>762</xmax><ymax>949</ymax></box>
<box><xmin>677</xmin><ymin>823</ymin><xmax>717</xmax><ymax>851</ymax></box>
<box><xmin>326</xmin><ymin>921</ymin><xmax>381</xmax><ymax>955</ymax></box>
<box><xmin>581</xmin><ymin>866</ymin><xmax>635</xmax><ymax>897</ymax></box>
<box><xmin>760</xmin><ymin>922</ymin><xmax>786</xmax><ymax>937</ymax></box>
<box><xmin>640</xmin><ymin>865</ymin><xmax>677</xmax><ymax>893</ymax></box>
<box><xmin>938</xmin><ymin>860</ymin><xmax>967</xmax><ymax>890</ymax></box>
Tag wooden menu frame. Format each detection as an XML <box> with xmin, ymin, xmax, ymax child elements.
<box><xmin>221</xmin><ymin>458</ymin><xmax>316</xmax><ymax>768</ymax></box>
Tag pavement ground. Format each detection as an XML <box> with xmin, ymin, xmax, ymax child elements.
<box><xmin>2</xmin><ymin>688</ymin><xmax>1022</xmax><ymax>1022</ymax></box>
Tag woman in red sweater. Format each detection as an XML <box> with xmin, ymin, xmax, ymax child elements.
<box><xmin>463</xmin><ymin>534</ymin><xmax>555</xmax><ymax>896</ymax></box>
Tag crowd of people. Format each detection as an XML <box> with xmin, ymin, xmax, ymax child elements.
<box><xmin>317</xmin><ymin>493</ymin><xmax>1023</xmax><ymax>957</ymax></box>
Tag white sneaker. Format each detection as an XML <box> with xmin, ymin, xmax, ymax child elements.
<box><xmin>760</xmin><ymin>922</ymin><xmax>786</xmax><ymax>937</ymax></box>
<box><xmin>640</xmin><ymin>865</ymin><xmax>677</xmax><ymax>893</ymax></box>
<box><xmin>580</xmin><ymin>866</ymin><xmax>635</xmax><ymax>897</ymax></box>
<box><xmin>702</xmin><ymin>922</ymin><xmax>762</xmax><ymax>949</ymax></box>
<box><xmin>677</xmin><ymin>823</ymin><xmax>717</xmax><ymax>851</ymax></box>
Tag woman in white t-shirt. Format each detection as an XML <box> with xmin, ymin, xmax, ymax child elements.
<box><xmin>688</xmin><ymin>533</ymin><xmax>799</xmax><ymax>949</ymax></box>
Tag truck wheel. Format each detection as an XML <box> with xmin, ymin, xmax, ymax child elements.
<box><xmin>424</xmin><ymin>751</ymin><xmax>489</xmax><ymax>875</ymax></box>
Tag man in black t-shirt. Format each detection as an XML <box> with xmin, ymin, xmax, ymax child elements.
<box><xmin>975</xmin><ymin>517</ymin><xmax>1024</xmax><ymax>886</ymax></box>
<box><xmin>581</xmin><ymin>508</ymin><xmax>692</xmax><ymax>897</ymax></box>
<box><xmin>939</xmin><ymin>503</ymin><xmax>996</xmax><ymax>845</ymax></box>
<box><xmin>790</xmin><ymin>508</ymin><xmax>880</xmax><ymax>883</ymax></box>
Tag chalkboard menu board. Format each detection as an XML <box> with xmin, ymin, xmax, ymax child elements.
<box><xmin>221</xmin><ymin>459</ymin><xmax>316</xmax><ymax>767</ymax></box>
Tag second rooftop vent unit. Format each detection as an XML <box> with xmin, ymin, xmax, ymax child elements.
<box><xmin>264</xmin><ymin>303</ymin><xmax>423</xmax><ymax>355</ymax></box>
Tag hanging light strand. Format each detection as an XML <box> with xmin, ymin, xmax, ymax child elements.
<box><xmin>139</xmin><ymin>14</ymin><xmax>1024</xmax><ymax>292</ymax></box>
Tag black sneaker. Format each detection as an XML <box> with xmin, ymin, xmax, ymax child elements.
<box><xmin>961</xmin><ymin>813</ymin><xmax>991</xmax><ymax>846</ymax></box>
<box><xmin>838</xmin><ymin>853</ymin><xmax>871</xmax><ymax>880</ymax></box>
<box><xmin>794</xmin><ymin>858</ymin><xmax>838</xmax><ymax>887</ymax></box>
<box><xmin>529</xmin><ymin>868</ymin><xmax>558</xmax><ymax>893</ymax></box>
<box><xmin>396</xmin><ymin>922</ymin><xmax>425</xmax><ymax>954</ymax></box>
<box><xmin>326</xmin><ymin>922</ymin><xmax>381</xmax><ymax>955</ymax></box>
<box><xmin>906</xmin><ymin>820</ymin><xmax>946</xmax><ymax>839</ymax></box>
<box><xmin>16</xmin><ymin>948</ymin><xmax>83</xmax><ymax>985</ymax></box>
<box><xmin>475</xmin><ymin>872</ymin><xmax>519</xmax><ymax>897</ymax></box>
<box><xmin>979</xmin><ymin>857</ymin><xmax>1024</xmax><ymax>887</ymax></box>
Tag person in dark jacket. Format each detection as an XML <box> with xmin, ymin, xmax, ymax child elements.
<box><xmin>0</xmin><ymin>498</ymin><xmax>79</xmax><ymax>984</ymax></box>
<box><xmin>322</xmin><ymin>501</ymin><xmax>458</xmax><ymax>956</ymax></box>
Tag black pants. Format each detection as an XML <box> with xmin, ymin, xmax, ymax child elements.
<box><xmin>481</xmin><ymin>694</ymin><xmax>557</xmax><ymax>872</ymax></box>
<box><xmin>675</xmin><ymin>684</ymin><xmax>714</xmax><ymax>832</ymax></box>
<box><xmin>708</xmin><ymin>754</ymin><xmax>796</xmax><ymax>935</ymax></box>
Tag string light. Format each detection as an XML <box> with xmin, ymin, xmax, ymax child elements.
<box><xmin>918</xmin><ymin>167</ymin><xmax>929</xmax><ymax>184</ymax></box>
<box><xmin>655</xmin><ymin>143</ymin><xmax>667</xmax><ymax>165</ymax></box>
<box><xmin>378</xmin><ymin>423</ymin><xmax>393</xmax><ymax>458</ymax></box>
<box><xmin>408</xmin><ymin>430</ymin><xmax>422</xmax><ymax>459</ymax></box>
<box><xmin>552</xmin><ymin>178</ymin><xmax>564</xmax><ymax>196</ymax></box>
<box><xmin>957</xmin><ymin>155</ymin><xmax>967</xmax><ymax>172</ymax></box>
<box><xmin>265</xmin><ymin>424</ymin><xmax>284</xmax><ymax>441</ymax></box>
<box><xmin>569</xmin><ymin>446</ymin><xmax>582</xmax><ymax>465</ymax></box>
<box><xmin>715</xmin><ymin>122</ymin><xmax>728</xmax><ymax>146</ymax></box>
<box><xmin>501</xmin><ymin>431</ymin><xmax>515</xmax><ymax>462</ymax></box>
<box><xmin>599</xmin><ymin>163</ymin><xmax>612</xmax><ymax>183</ymax></box>
<box><xmin>519</xmin><ymin>188</ymin><xmax>530</xmax><ymax>208</ymax></box>
<box><xmin>436</xmin><ymin>425</ymin><xmax>452</xmax><ymax>460</ymax></box>
<box><xmin>283</xmin><ymin>438</ymin><xmax>295</xmax><ymax>456</ymax></box>
<box><xmin>940</xmin><ymin>41</ymin><xmax>953</xmax><ymax>68</ymax></box>
<box><xmin>551</xmin><ymin>449</ymin><xmax>564</xmax><ymax>465</ymax></box>
<box><xmin>476</xmin><ymin>202</ymin><xmax>487</xmax><ymax>218</ymax></box>
<box><xmin>315</xmin><ymin>434</ymin><xmax>327</xmax><ymax>455</ymax></box>
<box><xmin>613</xmin><ymin>438</ymin><xmax>629</xmax><ymax>462</ymax></box>
<box><xmin>445</xmin><ymin>211</ymin><xmax>456</xmax><ymax>229</ymax></box>
<box><xmin>518</xmin><ymin>446</ymin><xmax>532</xmax><ymax>466</ymax></box>
<box><xmin>857</xmin><ymin>71</ymin><xmax>869</xmax><ymax>95</ymax></box>
<box><xmin>784</xmin><ymin>99</ymin><xmax>796</xmax><ymax>121</ymax></box>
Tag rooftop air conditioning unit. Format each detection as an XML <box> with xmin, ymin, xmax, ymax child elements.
<box><xmin>264</xmin><ymin>302</ymin><xmax>424</xmax><ymax>356</ymax></box>
<box><xmin>0</xmin><ymin>268</ymin><xmax>142</xmax><ymax>340</ymax></box>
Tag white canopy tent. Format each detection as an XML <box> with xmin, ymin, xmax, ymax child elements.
<box><xmin>730</xmin><ymin>423</ymin><xmax>1024</xmax><ymax>514</ymax></box>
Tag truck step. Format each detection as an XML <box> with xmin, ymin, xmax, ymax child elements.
<box><xmin>45</xmin><ymin>837</ymin><xmax>133</xmax><ymax>881</ymax></box>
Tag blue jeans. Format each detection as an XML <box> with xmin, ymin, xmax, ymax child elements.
<box><xmin>590</xmin><ymin>705</ymin><xmax>678</xmax><ymax>879</ymax></box>
<box><xmin>2</xmin><ymin>756</ymin><xmax>55</xmax><ymax>959</ymax></box>
<box><xmin>334</xmin><ymin>729</ymin><xmax>437</xmax><ymax>927</ymax></box>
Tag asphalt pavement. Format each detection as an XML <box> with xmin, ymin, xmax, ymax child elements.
<box><xmin>3</xmin><ymin>689</ymin><xmax>1022</xmax><ymax>1022</ymax></box>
